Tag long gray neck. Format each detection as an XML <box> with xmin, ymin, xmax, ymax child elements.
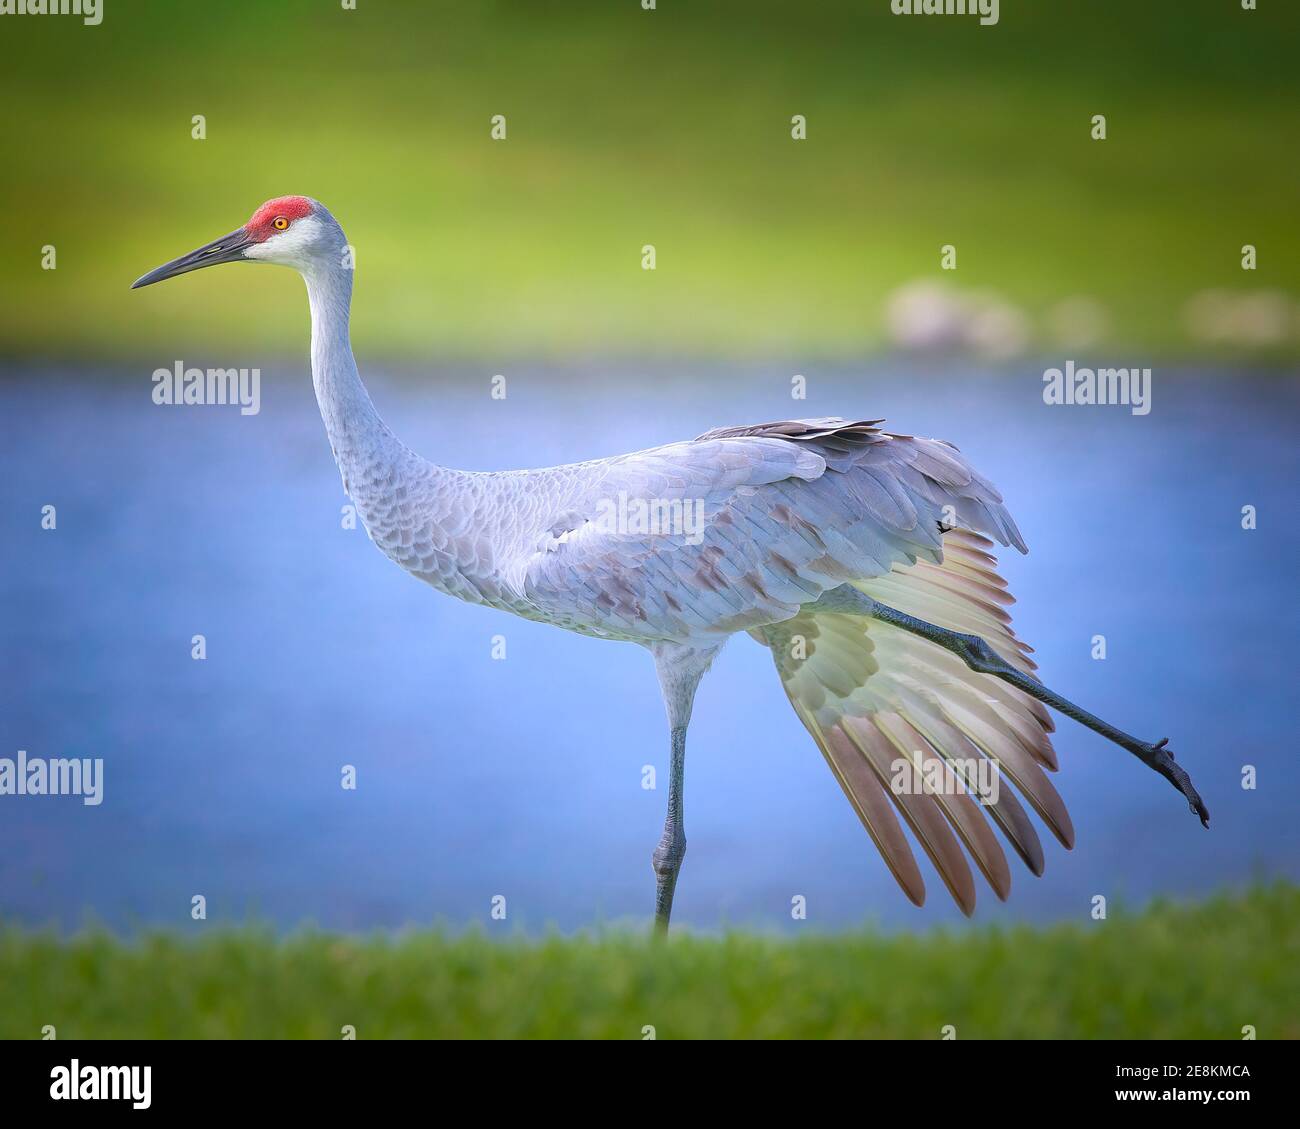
<box><xmin>299</xmin><ymin>258</ymin><xmax>497</xmax><ymax>605</ymax></box>
<box><xmin>302</xmin><ymin>259</ymin><xmax>404</xmax><ymax>496</ymax></box>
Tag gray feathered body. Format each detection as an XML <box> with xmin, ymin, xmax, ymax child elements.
<box><xmin>350</xmin><ymin>418</ymin><xmax>1026</xmax><ymax>646</ymax></box>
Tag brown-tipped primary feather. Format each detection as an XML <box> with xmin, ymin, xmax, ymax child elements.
<box><xmin>844</xmin><ymin>715</ymin><xmax>978</xmax><ymax>916</ymax></box>
<box><xmin>889</xmin><ymin>699</ymin><xmax>1047</xmax><ymax>877</ymax></box>
<box><xmin>875</xmin><ymin>712</ymin><xmax>1012</xmax><ymax>901</ymax></box>
<box><xmin>937</xmin><ymin>690</ymin><xmax>1075</xmax><ymax>849</ymax></box>
<box><xmin>817</xmin><ymin>718</ymin><xmax>927</xmax><ymax>907</ymax></box>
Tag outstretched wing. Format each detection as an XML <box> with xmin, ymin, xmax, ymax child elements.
<box><xmin>519</xmin><ymin>417</ymin><xmax>1026</xmax><ymax>641</ymax></box>
<box><xmin>756</xmin><ymin>528</ymin><xmax>1073</xmax><ymax>915</ymax></box>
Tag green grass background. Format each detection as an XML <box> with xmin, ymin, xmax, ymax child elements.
<box><xmin>4</xmin><ymin>885</ymin><xmax>1295</xmax><ymax>1039</ymax></box>
<box><xmin>0</xmin><ymin>0</ymin><xmax>1296</xmax><ymax>361</ymax></box>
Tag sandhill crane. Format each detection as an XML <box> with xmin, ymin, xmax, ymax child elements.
<box><xmin>133</xmin><ymin>196</ymin><xmax>1208</xmax><ymax>933</ymax></box>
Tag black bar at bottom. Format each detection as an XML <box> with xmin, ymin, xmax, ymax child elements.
<box><xmin>0</xmin><ymin>1037</ymin><xmax>1289</xmax><ymax>1114</ymax></box>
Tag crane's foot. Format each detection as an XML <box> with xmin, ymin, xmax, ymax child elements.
<box><xmin>1134</xmin><ymin>737</ymin><xmax>1209</xmax><ymax>828</ymax></box>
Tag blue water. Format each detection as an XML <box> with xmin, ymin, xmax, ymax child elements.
<box><xmin>2</xmin><ymin>360</ymin><xmax>1297</xmax><ymax>934</ymax></box>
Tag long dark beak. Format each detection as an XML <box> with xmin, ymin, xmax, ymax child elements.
<box><xmin>131</xmin><ymin>228</ymin><xmax>254</xmax><ymax>289</ymax></box>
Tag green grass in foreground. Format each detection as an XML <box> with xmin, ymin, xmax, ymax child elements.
<box><xmin>2</xmin><ymin>885</ymin><xmax>1297</xmax><ymax>1039</ymax></box>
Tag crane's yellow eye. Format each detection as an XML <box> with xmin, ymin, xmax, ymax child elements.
<box><xmin>273</xmin><ymin>217</ymin><xmax>289</xmax><ymax>230</ymax></box>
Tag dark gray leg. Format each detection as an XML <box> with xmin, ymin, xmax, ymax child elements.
<box><xmin>809</xmin><ymin>585</ymin><xmax>1209</xmax><ymax>826</ymax></box>
<box><xmin>649</xmin><ymin>643</ymin><xmax>720</xmax><ymax>936</ymax></box>
<box><xmin>652</xmin><ymin>725</ymin><xmax>688</xmax><ymax>935</ymax></box>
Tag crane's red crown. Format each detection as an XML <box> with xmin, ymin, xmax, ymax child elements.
<box><xmin>246</xmin><ymin>196</ymin><xmax>314</xmax><ymax>241</ymax></box>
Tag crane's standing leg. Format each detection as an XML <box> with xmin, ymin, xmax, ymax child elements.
<box><xmin>649</xmin><ymin>642</ymin><xmax>722</xmax><ymax>936</ymax></box>
<box><xmin>808</xmin><ymin>585</ymin><xmax>1209</xmax><ymax>826</ymax></box>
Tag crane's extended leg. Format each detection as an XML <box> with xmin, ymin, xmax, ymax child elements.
<box><xmin>808</xmin><ymin>585</ymin><xmax>1209</xmax><ymax>827</ymax></box>
<box><xmin>649</xmin><ymin>643</ymin><xmax>721</xmax><ymax>936</ymax></box>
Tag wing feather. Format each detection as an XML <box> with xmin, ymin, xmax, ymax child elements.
<box><xmin>758</xmin><ymin>525</ymin><xmax>1070</xmax><ymax>913</ymax></box>
<box><xmin>521</xmin><ymin>417</ymin><xmax>1028</xmax><ymax>641</ymax></box>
